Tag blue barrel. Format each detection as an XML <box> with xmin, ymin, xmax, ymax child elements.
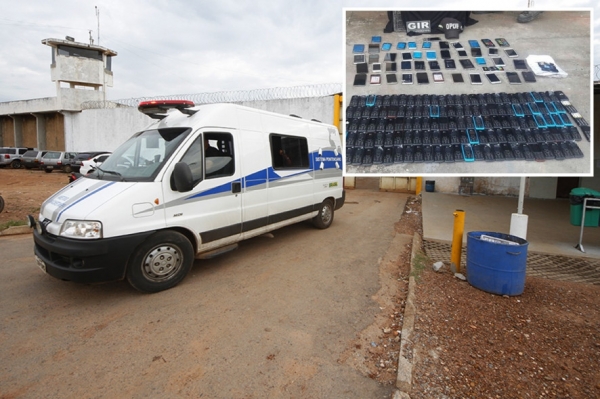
<box><xmin>425</xmin><ymin>180</ymin><xmax>435</xmax><ymax>192</ymax></box>
<box><xmin>466</xmin><ymin>231</ymin><xmax>528</xmax><ymax>296</ymax></box>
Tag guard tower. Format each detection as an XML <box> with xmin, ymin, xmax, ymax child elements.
<box><xmin>42</xmin><ymin>36</ymin><xmax>117</xmax><ymax>108</ymax></box>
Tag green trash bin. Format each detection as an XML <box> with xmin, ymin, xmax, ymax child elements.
<box><xmin>569</xmin><ymin>187</ymin><xmax>600</xmax><ymax>227</ymax></box>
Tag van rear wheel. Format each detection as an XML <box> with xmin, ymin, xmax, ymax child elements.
<box><xmin>126</xmin><ymin>231</ymin><xmax>194</xmax><ymax>293</ymax></box>
<box><xmin>312</xmin><ymin>199</ymin><xmax>334</xmax><ymax>229</ymax></box>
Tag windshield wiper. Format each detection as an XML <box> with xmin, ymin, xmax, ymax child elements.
<box><xmin>96</xmin><ymin>166</ymin><xmax>125</xmax><ymax>181</ymax></box>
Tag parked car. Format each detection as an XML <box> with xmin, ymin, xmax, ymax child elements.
<box><xmin>72</xmin><ymin>151</ymin><xmax>110</xmax><ymax>172</ymax></box>
<box><xmin>80</xmin><ymin>153</ymin><xmax>111</xmax><ymax>175</ymax></box>
<box><xmin>40</xmin><ymin>151</ymin><xmax>78</xmax><ymax>173</ymax></box>
<box><xmin>0</xmin><ymin>147</ymin><xmax>34</xmax><ymax>169</ymax></box>
<box><xmin>21</xmin><ymin>150</ymin><xmax>48</xmax><ymax>170</ymax></box>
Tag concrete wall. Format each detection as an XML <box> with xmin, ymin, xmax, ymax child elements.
<box><xmin>62</xmin><ymin>96</ymin><xmax>337</xmax><ymax>152</ymax></box>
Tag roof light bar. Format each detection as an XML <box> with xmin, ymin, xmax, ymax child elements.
<box><xmin>138</xmin><ymin>100</ymin><xmax>197</xmax><ymax>119</ymax></box>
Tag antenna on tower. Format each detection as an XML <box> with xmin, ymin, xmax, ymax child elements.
<box><xmin>95</xmin><ymin>6</ymin><xmax>100</xmax><ymax>45</ymax></box>
<box><xmin>89</xmin><ymin>30</ymin><xmax>94</xmax><ymax>45</ymax></box>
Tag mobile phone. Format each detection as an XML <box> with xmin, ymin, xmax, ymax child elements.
<box><xmin>444</xmin><ymin>59</ymin><xmax>456</xmax><ymax>69</ymax></box>
<box><xmin>368</xmin><ymin>43</ymin><xmax>380</xmax><ymax>53</ymax></box>
<box><xmin>440</xmin><ymin>49</ymin><xmax>451</xmax><ymax>59</ymax></box>
<box><xmin>428</xmin><ymin>60</ymin><xmax>441</xmax><ymax>71</ymax></box>
<box><xmin>452</xmin><ymin>42</ymin><xmax>463</xmax><ymax>49</ymax></box>
<box><xmin>488</xmin><ymin>48</ymin><xmax>499</xmax><ymax>56</ymax></box>
<box><xmin>397</xmin><ymin>42</ymin><xmax>406</xmax><ymax>50</ymax></box>
<box><xmin>491</xmin><ymin>57</ymin><xmax>505</xmax><ymax>66</ymax></box>
<box><xmin>459</xmin><ymin>59</ymin><xmax>475</xmax><ymax>69</ymax></box>
<box><xmin>485</xmin><ymin>72</ymin><xmax>501</xmax><ymax>84</ymax></box>
<box><xmin>439</xmin><ymin>41</ymin><xmax>450</xmax><ymax>49</ymax></box>
<box><xmin>433</xmin><ymin>72</ymin><xmax>444</xmax><ymax>83</ymax></box>
<box><xmin>413</xmin><ymin>51</ymin><xmax>423</xmax><ymax>59</ymax></box>
<box><xmin>371</xmin><ymin>36</ymin><xmax>382</xmax><ymax>43</ymax></box>
<box><xmin>471</xmin><ymin>48</ymin><xmax>482</xmax><ymax>57</ymax></box>
<box><xmin>495</xmin><ymin>38</ymin><xmax>510</xmax><ymax>47</ymax></box>
<box><xmin>522</xmin><ymin>71</ymin><xmax>537</xmax><ymax>82</ymax></box>
<box><xmin>386</xmin><ymin>73</ymin><xmax>398</xmax><ymax>84</ymax></box>
<box><xmin>422</xmin><ymin>41</ymin><xmax>432</xmax><ymax>49</ymax></box>
<box><xmin>408</xmin><ymin>41</ymin><xmax>417</xmax><ymax>49</ymax></box>
<box><xmin>402</xmin><ymin>73</ymin><xmax>413</xmax><ymax>84</ymax></box>
<box><xmin>513</xmin><ymin>59</ymin><xmax>527</xmax><ymax>70</ymax></box>
<box><xmin>402</xmin><ymin>52</ymin><xmax>412</xmax><ymax>60</ymax></box>
<box><xmin>512</xmin><ymin>103</ymin><xmax>525</xmax><ymax>117</ymax></box>
<box><xmin>457</xmin><ymin>49</ymin><xmax>468</xmax><ymax>57</ymax></box>
<box><xmin>352</xmin><ymin>44</ymin><xmax>365</xmax><ymax>53</ymax></box>
<box><xmin>414</xmin><ymin>61</ymin><xmax>426</xmax><ymax>70</ymax></box>
<box><xmin>452</xmin><ymin>73</ymin><xmax>464</xmax><ymax>83</ymax></box>
<box><xmin>504</xmin><ymin>48</ymin><xmax>518</xmax><ymax>57</ymax></box>
<box><xmin>384</xmin><ymin>53</ymin><xmax>396</xmax><ymax>62</ymax></box>
<box><xmin>382</xmin><ymin>42</ymin><xmax>392</xmax><ymax>51</ymax></box>
<box><xmin>356</xmin><ymin>62</ymin><xmax>368</xmax><ymax>74</ymax></box>
<box><xmin>469</xmin><ymin>73</ymin><xmax>482</xmax><ymax>84</ymax></box>
<box><xmin>353</xmin><ymin>74</ymin><xmax>367</xmax><ymax>86</ymax></box>
<box><xmin>530</xmin><ymin>92</ymin><xmax>543</xmax><ymax>102</ymax></box>
<box><xmin>506</xmin><ymin>72</ymin><xmax>521</xmax><ymax>84</ymax></box>
<box><xmin>400</xmin><ymin>60</ymin><xmax>412</xmax><ymax>70</ymax></box>
<box><xmin>416</xmin><ymin>72</ymin><xmax>429</xmax><ymax>84</ymax></box>
<box><xmin>372</xmin><ymin>63</ymin><xmax>382</xmax><ymax>73</ymax></box>
<box><xmin>353</xmin><ymin>54</ymin><xmax>366</xmax><ymax>64</ymax></box>
<box><xmin>385</xmin><ymin>62</ymin><xmax>397</xmax><ymax>72</ymax></box>
<box><xmin>366</xmin><ymin>95</ymin><xmax>376</xmax><ymax>106</ymax></box>
<box><xmin>481</xmin><ymin>39</ymin><xmax>495</xmax><ymax>47</ymax></box>
<box><xmin>462</xmin><ymin>144</ymin><xmax>475</xmax><ymax>162</ymax></box>
<box><xmin>370</xmin><ymin>74</ymin><xmax>381</xmax><ymax>85</ymax></box>
<box><xmin>426</xmin><ymin>51</ymin><xmax>437</xmax><ymax>60</ymax></box>
<box><xmin>475</xmin><ymin>57</ymin><xmax>486</xmax><ymax>65</ymax></box>
<box><xmin>468</xmin><ymin>39</ymin><xmax>480</xmax><ymax>48</ymax></box>
<box><xmin>368</xmin><ymin>54</ymin><xmax>379</xmax><ymax>63</ymax></box>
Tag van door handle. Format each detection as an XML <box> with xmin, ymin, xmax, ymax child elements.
<box><xmin>232</xmin><ymin>182</ymin><xmax>241</xmax><ymax>193</ymax></box>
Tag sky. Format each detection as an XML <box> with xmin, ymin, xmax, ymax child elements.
<box><xmin>0</xmin><ymin>0</ymin><xmax>597</xmax><ymax>103</ymax></box>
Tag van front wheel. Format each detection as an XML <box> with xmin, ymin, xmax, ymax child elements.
<box><xmin>312</xmin><ymin>199</ymin><xmax>334</xmax><ymax>229</ymax></box>
<box><xmin>127</xmin><ymin>231</ymin><xmax>194</xmax><ymax>293</ymax></box>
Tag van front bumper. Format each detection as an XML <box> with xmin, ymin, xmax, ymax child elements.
<box><xmin>33</xmin><ymin>230</ymin><xmax>154</xmax><ymax>283</ymax></box>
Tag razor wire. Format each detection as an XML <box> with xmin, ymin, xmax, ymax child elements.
<box><xmin>82</xmin><ymin>83</ymin><xmax>342</xmax><ymax>109</ymax></box>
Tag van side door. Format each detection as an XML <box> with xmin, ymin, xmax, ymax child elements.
<box><xmin>163</xmin><ymin>131</ymin><xmax>242</xmax><ymax>251</ymax></box>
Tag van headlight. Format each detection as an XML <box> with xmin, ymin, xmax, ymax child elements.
<box><xmin>60</xmin><ymin>220</ymin><xmax>103</xmax><ymax>239</ymax></box>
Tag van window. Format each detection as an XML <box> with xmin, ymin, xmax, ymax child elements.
<box><xmin>204</xmin><ymin>133</ymin><xmax>235</xmax><ymax>178</ymax></box>
<box><xmin>270</xmin><ymin>134</ymin><xmax>309</xmax><ymax>169</ymax></box>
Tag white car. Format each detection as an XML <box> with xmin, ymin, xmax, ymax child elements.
<box><xmin>80</xmin><ymin>153</ymin><xmax>111</xmax><ymax>175</ymax></box>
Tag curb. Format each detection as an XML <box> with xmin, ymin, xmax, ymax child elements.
<box><xmin>394</xmin><ymin>232</ymin><xmax>422</xmax><ymax>398</ymax></box>
<box><xmin>0</xmin><ymin>225</ymin><xmax>31</xmax><ymax>236</ymax></box>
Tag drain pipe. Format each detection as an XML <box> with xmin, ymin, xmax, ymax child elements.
<box><xmin>510</xmin><ymin>177</ymin><xmax>529</xmax><ymax>239</ymax></box>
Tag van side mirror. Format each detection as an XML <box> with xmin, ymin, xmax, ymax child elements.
<box><xmin>171</xmin><ymin>162</ymin><xmax>194</xmax><ymax>192</ymax></box>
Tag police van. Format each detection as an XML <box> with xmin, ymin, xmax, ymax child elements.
<box><xmin>31</xmin><ymin>101</ymin><xmax>345</xmax><ymax>292</ymax></box>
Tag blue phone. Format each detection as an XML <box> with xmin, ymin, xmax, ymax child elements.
<box><xmin>371</xmin><ymin>36</ymin><xmax>382</xmax><ymax>43</ymax></box>
<box><xmin>468</xmin><ymin>40</ymin><xmax>480</xmax><ymax>48</ymax></box>
<box><xmin>408</xmin><ymin>41</ymin><xmax>417</xmax><ymax>49</ymax></box>
<box><xmin>426</xmin><ymin>51</ymin><xmax>436</xmax><ymax>60</ymax></box>
<box><xmin>397</xmin><ymin>42</ymin><xmax>406</xmax><ymax>50</ymax></box>
<box><xmin>382</xmin><ymin>42</ymin><xmax>392</xmax><ymax>51</ymax></box>
<box><xmin>422</xmin><ymin>41</ymin><xmax>432</xmax><ymax>49</ymax></box>
<box><xmin>352</xmin><ymin>44</ymin><xmax>365</xmax><ymax>53</ymax></box>
<box><xmin>475</xmin><ymin>57</ymin><xmax>486</xmax><ymax>65</ymax></box>
<box><xmin>413</xmin><ymin>51</ymin><xmax>423</xmax><ymax>59</ymax></box>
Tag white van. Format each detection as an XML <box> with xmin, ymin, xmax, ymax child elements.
<box><xmin>31</xmin><ymin>101</ymin><xmax>345</xmax><ymax>292</ymax></box>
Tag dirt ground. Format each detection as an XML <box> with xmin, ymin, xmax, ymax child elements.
<box><xmin>0</xmin><ymin>168</ymin><xmax>67</xmax><ymax>227</ymax></box>
<box><xmin>1</xmin><ymin>169</ymin><xmax>599</xmax><ymax>398</ymax></box>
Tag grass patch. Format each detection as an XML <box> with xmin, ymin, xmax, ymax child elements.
<box><xmin>0</xmin><ymin>220</ymin><xmax>27</xmax><ymax>231</ymax></box>
<box><xmin>411</xmin><ymin>251</ymin><xmax>430</xmax><ymax>282</ymax></box>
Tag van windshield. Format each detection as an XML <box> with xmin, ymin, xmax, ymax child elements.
<box><xmin>88</xmin><ymin>127</ymin><xmax>191</xmax><ymax>182</ymax></box>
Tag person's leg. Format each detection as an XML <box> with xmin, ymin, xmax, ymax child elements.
<box><xmin>517</xmin><ymin>11</ymin><xmax>543</xmax><ymax>23</ymax></box>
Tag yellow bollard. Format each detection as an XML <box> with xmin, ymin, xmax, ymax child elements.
<box><xmin>451</xmin><ymin>209</ymin><xmax>465</xmax><ymax>274</ymax></box>
<box><xmin>415</xmin><ymin>177</ymin><xmax>422</xmax><ymax>196</ymax></box>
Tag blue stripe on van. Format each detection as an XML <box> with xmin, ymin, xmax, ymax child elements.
<box><xmin>56</xmin><ymin>181</ymin><xmax>117</xmax><ymax>222</ymax></box>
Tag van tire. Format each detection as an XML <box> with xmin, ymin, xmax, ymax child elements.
<box><xmin>126</xmin><ymin>231</ymin><xmax>194</xmax><ymax>293</ymax></box>
<box><xmin>312</xmin><ymin>199</ymin><xmax>334</xmax><ymax>229</ymax></box>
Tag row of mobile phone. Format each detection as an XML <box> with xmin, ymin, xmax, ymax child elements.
<box><xmin>353</xmin><ymin>71</ymin><xmax>536</xmax><ymax>86</ymax></box>
<box><xmin>346</xmin><ymin>141</ymin><xmax>583</xmax><ymax>165</ymax></box>
<box><xmin>353</xmin><ymin>37</ymin><xmax>511</xmax><ymax>53</ymax></box>
<box><xmin>353</xmin><ymin>47</ymin><xmax>518</xmax><ymax>64</ymax></box>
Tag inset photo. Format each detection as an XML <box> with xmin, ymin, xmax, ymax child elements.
<box><xmin>344</xmin><ymin>10</ymin><xmax>593</xmax><ymax>176</ymax></box>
